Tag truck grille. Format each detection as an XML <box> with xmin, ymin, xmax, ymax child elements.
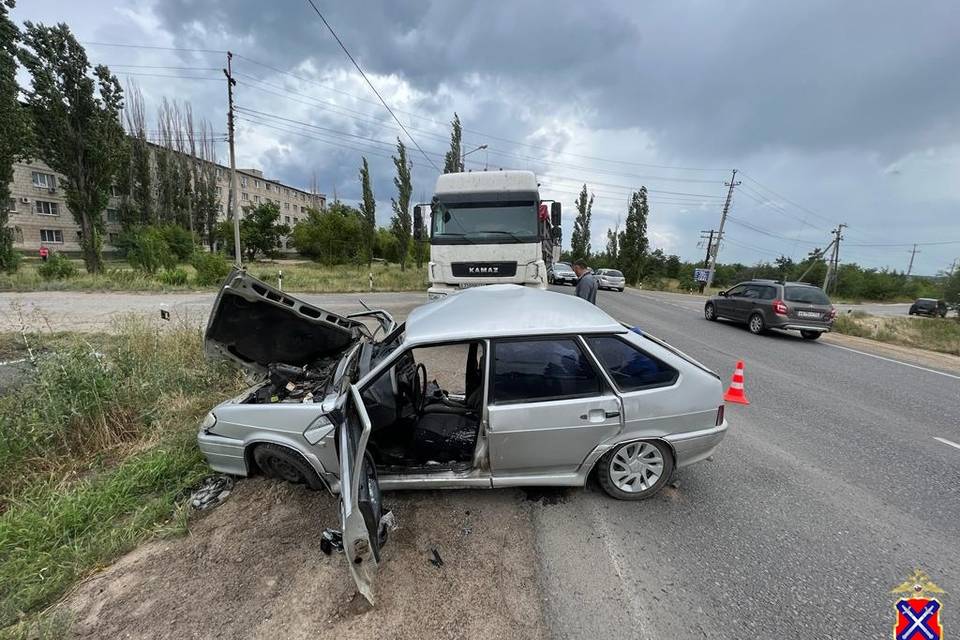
<box><xmin>451</xmin><ymin>262</ymin><xmax>518</xmax><ymax>277</ymax></box>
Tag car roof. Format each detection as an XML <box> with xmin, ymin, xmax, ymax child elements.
<box><xmin>404</xmin><ymin>285</ymin><xmax>626</xmax><ymax>345</ymax></box>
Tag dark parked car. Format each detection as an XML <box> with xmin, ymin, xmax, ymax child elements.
<box><xmin>909</xmin><ymin>298</ymin><xmax>948</xmax><ymax>318</ymax></box>
<box><xmin>704</xmin><ymin>280</ymin><xmax>836</xmax><ymax>340</ymax></box>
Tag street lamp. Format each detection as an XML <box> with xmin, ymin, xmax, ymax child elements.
<box><xmin>461</xmin><ymin>144</ymin><xmax>488</xmax><ymax>171</ymax></box>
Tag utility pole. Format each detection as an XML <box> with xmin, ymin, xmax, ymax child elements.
<box><xmin>906</xmin><ymin>244</ymin><xmax>920</xmax><ymax>277</ymax></box>
<box><xmin>223</xmin><ymin>51</ymin><xmax>241</xmax><ymax>267</ymax></box>
<box><xmin>697</xmin><ymin>230</ymin><xmax>716</xmax><ymax>293</ymax></box>
<box><xmin>705</xmin><ymin>169</ymin><xmax>740</xmax><ymax>288</ymax></box>
<box><xmin>798</xmin><ymin>243</ymin><xmax>832</xmax><ymax>283</ymax></box>
<box><xmin>822</xmin><ymin>223</ymin><xmax>847</xmax><ymax>292</ymax></box>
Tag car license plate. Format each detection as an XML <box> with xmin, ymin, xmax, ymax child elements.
<box><xmin>458</xmin><ymin>282</ymin><xmax>486</xmax><ymax>289</ymax></box>
<box><xmin>797</xmin><ymin>311</ymin><xmax>820</xmax><ymax>319</ymax></box>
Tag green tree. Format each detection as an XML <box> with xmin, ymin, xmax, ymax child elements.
<box><xmin>123</xmin><ymin>81</ymin><xmax>152</xmax><ymax>226</ymax></box>
<box><xmin>358</xmin><ymin>157</ymin><xmax>376</xmax><ymax>265</ymax></box>
<box><xmin>217</xmin><ymin>201</ymin><xmax>289</xmax><ymax>262</ymax></box>
<box><xmin>443</xmin><ymin>112</ymin><xmax>463</xmax><ymax>173</ymax></box>
<box><xmin>619</xmin><ymin>187</ymin><xmax>649</xmax><ymax>285</ymax></box>
<box><xmin>0</xmin><ymin>0</ymin><xmax>30</xmax><ymax>272</ymax></box>
<box><xmin>390</xmin><ymin>139</ymin><xmax>412</xmax><ymax>271</ymax></box>
<box><xmin>19</xmin><ymin>22</ymin><xmax>125</xmax><ymax>273</ymax></box>
<box><xmin>774</xmin><ymin>255</ymin><xmax>795</xmax><ymax>279</ymax></box>
<box><xmin>943</xmin><ymin>261</ymin><xmax>960</xmax><ymax>318</ymax></box>
<box><xmin>291</xmin><ymin>202</ymin><xmax>365</xmax><ymax>265</ymax></box>
<box><xmin>605</xmin><ymin>216</ymin><xmax>620</xmax><ymax>265</ymax></box>
<box><xmin>570</xmin><ymin>184</ymin><xmax>594</xmax><ymax>259</ymax></box>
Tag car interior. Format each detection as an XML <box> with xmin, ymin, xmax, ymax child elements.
<box><xmin>361</xmin><ymin>341</ymin><xmax>485</xmax><ymax>474</ymax></box>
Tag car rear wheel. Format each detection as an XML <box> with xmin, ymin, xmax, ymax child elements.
<box><xmin>748</xmin><ymin>312</ymin><xmax>765</xmax><ymax>334</ymax></box>
<box><xmin>597</xmin><ymin>440</ymin><xmax>673</xmax><ymax>500</ymax></box>
<box><xmin>252</xmin><ymin>443</ymin><xmax>324</xmax><ymax>490</ymax></box>
<box><xmin>704</xmin><ymin>302</ymin><xmax>717</xmax><ymax>321</ymax></box>
<box><xmin>800</xmin><ymin>330</ymin><xmax>822</xmax><ymax>340</ymax></box>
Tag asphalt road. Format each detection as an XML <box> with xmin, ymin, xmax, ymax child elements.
<box><xmin>537</xmin><ymin>285</ymin><xmax>960</xmax><ymax>639</ymax></box>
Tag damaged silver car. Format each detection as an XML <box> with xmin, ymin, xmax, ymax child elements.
<box><xmin>198</xmin><ymin>270</ymin><xmax>729</xmax><ymax>602</ymax></box>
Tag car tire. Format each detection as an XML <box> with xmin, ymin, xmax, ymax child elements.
<box><xmin>618</xmin><ymin>288</ymin><xmax>624</xmax><ymax>293</ymax></box>
<box><xmin>748</xmin><ymin>312</ymin><xmax>765</xmax><ymax>335</ymax></box>
<box><xmin>597</xmin><ymin>440</ymin><xmax>674</xmax><ymax>501</ymax></box>
<box><xmin>704</xmin><ymin>302</ymin><xmax>717</xmax><ymax>321</ymax></box>
<box><xmin>252</xmin><ymin>443</ymin><xmax>324</xmax><ymax>490</ymax></box>
<box><xmin>800</xmin><ymin>330</ymin><xmax>822</xmax><ymax>340</ymax></box>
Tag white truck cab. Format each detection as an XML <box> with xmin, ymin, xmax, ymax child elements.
<box><xmin>414</xmin><ymin>170</ymin><xmax>561</xmax><ymax>300</ymax></box>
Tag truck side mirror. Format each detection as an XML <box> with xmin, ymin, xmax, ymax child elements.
<box><xmin>413</xmin><ymin>205</ymin><xmax>423</xmax><ymax>241</ymax></box>
<box><xmin>551</xmin><ymin>227</ymin><xmax>562</xmax><ymax>243</ymax></box>
<box><xmin>550</xmin><ymin>202</ymin><xmax>561</xmax><ymax>227</ymax></box>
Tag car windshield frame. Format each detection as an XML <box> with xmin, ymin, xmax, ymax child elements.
<box><xmin>431</xmin><ymin>200</ymin><xmax>539</xmax><ymax>245</ymax></box>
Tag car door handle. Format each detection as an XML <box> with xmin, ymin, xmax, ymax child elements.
<box><xmin>605</xmin><ymin>410</ymin><xmax>621</xmax><ymax>418</ymax></box>
<box><xmin>580</xmin><ymin>409</ymin><xmax>620</xmax><ymax>422</ymax></box>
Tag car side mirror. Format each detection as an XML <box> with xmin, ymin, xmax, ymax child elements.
<box><xmin>413</xmin><ymin>205</ymin><xmax>423</xmax><ymax>241</ymax></box>
<box><xmin>718</xmin><ymin>290</ymin><xmax>727</xmax><ymax>297</ymax></box>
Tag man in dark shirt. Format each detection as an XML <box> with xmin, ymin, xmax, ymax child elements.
<box><xmin>572</xmin><ymin>259</ymin><xmax>598</xmax><ymax>304</ymax></box>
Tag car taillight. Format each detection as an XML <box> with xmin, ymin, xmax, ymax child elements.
<box><xmin>716</xmin><ymin>404</ymin><xmax>725</xmax><ymax>426</ymax></box>
<box><xmin>827</xmin><ymin>307</ymin><xmax>837</xmax><ymax>320</ymax></box>
<box><xmin>772</xmin><ymin>299</ymin><xmax>789</xmax><ymax>315</ymax></box>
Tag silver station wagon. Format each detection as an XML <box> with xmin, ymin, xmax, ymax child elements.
<box><xmin>198</xmin><ymin>270</ymin><xmax>728</xmax><ymax>602</ymax></box>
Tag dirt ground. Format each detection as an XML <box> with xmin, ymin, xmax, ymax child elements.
<box><xmin>59</xmin><ymin>478</ymin><xmax>548</xmax><ymax>640</ymax></box>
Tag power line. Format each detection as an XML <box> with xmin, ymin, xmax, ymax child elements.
<box><xmin>83</xmin><ymin>41</ymin><xmax>226</xmax><ymax>54</ymax></box>
<box><xmin>302</xmin><ymin>0</ymin><xmax>440</xmax><ymax>172</ymax></box>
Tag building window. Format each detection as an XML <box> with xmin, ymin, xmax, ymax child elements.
<box><xmin>108</xmin><ymin>232</ymin><xmax>119</xmax><ymax>245</ymax></box>
<box><xmin>240</xmin><ymin>176</ymin><xmax>248</xmax><ymax>188</ymax></box>
<box><xmin>265</xmin><ymin>183</ymin><xmax>272</xmax><ymax>192</ymax></box>
<box><xmin>31</xmin><ymin>171</ymin><xmax>56</xmax><ymax>189</ymax></box>
<box><xmin>106</xmin><ymin>208</ymin><xmax>121</xmax><ymax>223</ymax></box>
<box><xmin>40</xmin><ymin>229</ymin><xmax>63</xmax><ymax>243</ymax></box>
<box><xmin>35</xmin><ymin>200</ymin><xmax>59</xmax><ymax>216</ymax></box>
<box><xmin>13</xmin><ymin>226</ymin><xmax>23</xmax><ymax>243</ymax></box>
<box><xmin>254</xmin><ymin>179</ymin><xmax>262</xmax><ymax>189</ymax></box>
<box><xmin>283</xmin><ymin>202</ymin><xmax>289</xmax><ymax>210</ymax></box>
<box><xmin>241</xmin><ymin>192</ymin><xmax>249</xmax><ymax>201</ymax></box>
<box><xmin>284</xmin><ymin>215</ymin><xmax>290</xmax><ymax>224</ymax></box>
<box><xmin>254</xmin><ymin>195</ymin><xmax>260</xmax><ymax>203</ymax></box>
<box><xmin>284</xmin><ymin>188</ymin><xmax>289</xmax><ymax>196</ymax></box>
<box><xmin>110</xmin><ymin>184</ymin><xmax>121</xmax><ymax>197</ymax></box>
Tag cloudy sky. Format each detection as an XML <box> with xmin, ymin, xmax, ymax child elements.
<box><xmin>12</xmin><ymin>0</ymin><xmax>960</xmax><ymax>274</ymax></box>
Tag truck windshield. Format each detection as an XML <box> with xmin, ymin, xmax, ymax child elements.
<box><xmin>432</xmin><ymin>200</ymin><xmax>538</xmax><ymax>244</ymax></box>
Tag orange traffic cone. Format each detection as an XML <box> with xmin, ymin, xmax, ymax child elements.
<box><xmin>723</xmin><ymin>360</ymin><xmax>749</xmax><ymax>405</ymax></box>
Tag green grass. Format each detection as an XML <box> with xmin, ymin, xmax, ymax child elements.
<box><xmin>0</xmin><ymin>257</ymin><xmax>427</xmax><ymax>293</ymax></box>
<box><xmin>0</xmin><ymin>321</ymin><xmax>244</xmax><ymax>634</ymax></box>
<box><xmin>832</xmin><ymin>313</ymin><xmax>960</xmax><ymax>356</ymax></box>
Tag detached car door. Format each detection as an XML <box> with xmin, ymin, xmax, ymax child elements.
<box><xmin>337</xmin><ymin>385</ymin><xmax>391</xmax><ymax>605</ymax></box>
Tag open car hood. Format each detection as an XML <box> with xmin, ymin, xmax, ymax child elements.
<box><xmin>204</xmin><ymin>268</ymin><xmax>370</xmax><ymax>375</ymax></box>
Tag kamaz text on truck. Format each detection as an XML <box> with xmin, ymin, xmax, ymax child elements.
<box><xmin>414</xmin><ymin>170</ymin><xmax>561</xmax><ymax>300</ymax></box>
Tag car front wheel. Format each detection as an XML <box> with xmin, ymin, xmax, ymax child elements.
<box><xmin>800</xmin><ymin>330</ymin><xmax>822</xmax><ymax>340</ymax></box>
<box><xmin>748</xmin><ymin>312</ymin><xmax>765</xmax><ymax>334</ymax></box>
<box><xmin>704</xmin><ymin>302</ymin><xmax>717</xmax><ymax>321</ymax></box>
<box><xmin>252</xmin><ymin>443</ymin><xmax>324</xmax><ymax>490</ymax></box>
<box><xmin>597</xmin><ymin>440</ymin><xmax>673</xmax><ymax>500</ymax></box>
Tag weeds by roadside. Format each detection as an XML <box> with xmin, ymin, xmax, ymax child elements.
<box><xmin>0</xmin><ymin>258</ymin><xmax>427</xmax><ymax>293</ymax></box>
<box><xmin>0</xmin><ymin>319</ymin><xmax>245</xmax><ymax>634</ymax></box>
<box><xmin>832</xmin><ymin>313</ymin><xmax>960</xmax><ymax>356</ymax></box>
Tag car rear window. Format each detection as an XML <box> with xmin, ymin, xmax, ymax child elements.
<box><xmin>606</xmin><ymin>270</ymin><xmax>623</xmax><ymax>277</ymax></box>
<box><xmin>492</xmin><ymin>338</ymin><xmax>602</xmax><ymax>403</ymax></box>
<box><xmin>784</xmin><ymin>286</ymin><xmax>831</xmax><ymax>305</ymax></box>
<box><xmin>585</xmin><ymin>336</ymin><xmax>678</xmax><ymax>392</ymax></box>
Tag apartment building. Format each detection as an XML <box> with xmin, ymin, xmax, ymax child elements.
<box><xmin>5</xmin><ymin>157</ymin><xmax>325</xmax><ymax>254</ymax></box>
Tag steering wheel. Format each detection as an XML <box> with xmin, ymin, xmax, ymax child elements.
<box><xmin>413</xmin><ymin>362</ymin><xmax>428</xmax><ymax>415</ymax></box>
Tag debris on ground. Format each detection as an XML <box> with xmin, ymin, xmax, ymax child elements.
<box><xmin>189</xmin><ymin>474</ymin><xmax>234</xmax><ymax>511</ymax></box>
<box><xmin>429</xmin><ymin>548</ymin><xmax>444</xmax><ymax>568</ymax></box>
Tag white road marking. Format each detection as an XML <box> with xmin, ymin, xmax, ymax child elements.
<box><xmin>0</xmin><ymin>357</ymin><xmax>28</xmax><ymax>367</ymax></box>
<box><xmin>934</xmin><ymin>437</ymin><xmax>960</xmax><ymax>451</ymax></box>
<box><xmin>824</xmin><ymin>343</ymin><xmax>960</xmax><ymax>381</ymax></box>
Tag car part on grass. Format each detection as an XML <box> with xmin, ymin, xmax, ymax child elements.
<box><xmin>189</xmin><ymin>474</ymin><xmax>234</xmax><ymax>511</ymax></box>
<box><xmin>429</xmin><ymin>548</ymin><xmax>444</xmax><ymax>568</ymax></box>
<box><xmin>320</xmin><ymin>529</ymin><xmax>344</xmax><ymax>555</ymax></box>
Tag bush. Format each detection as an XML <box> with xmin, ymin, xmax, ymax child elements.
<box><xmin>0</xmin><ymin>248</ymin><xmax>21</xmax><ymax>274</ymax></box>
<box><xmin>126</xmin><ymin>228</ymin><xmax>175</xmax><ymax>274</ymax></box>
<box><xmin>159</xmin><ymin>225</ymin><xmax>196</xmax><ymax>262</ymax></box>
<box><xmin>157</xmin><ymin>267</ymin><xmax>189</xmax><ymax>286</ymax></box>
<box><xmin>37</xmin><ymin>253</ymin><xmax>77</xmax><ymax>280</ymax></box>
<box><xmin>191</xmin><ymin>251</ymin><xmax>231</xmax><ymax>286</ymax></box>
